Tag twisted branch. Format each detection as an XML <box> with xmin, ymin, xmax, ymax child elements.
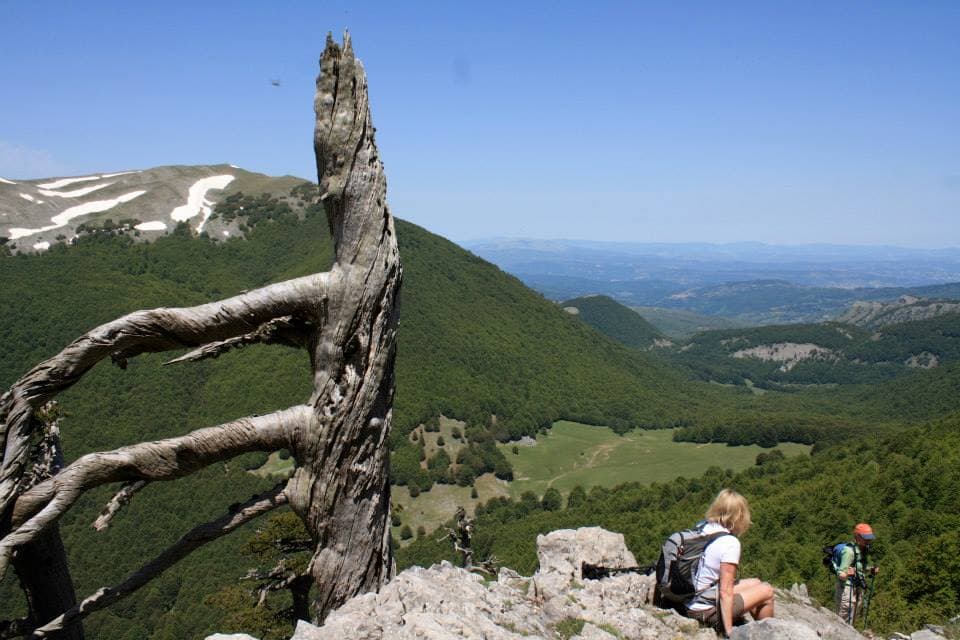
<box><xmin>0</xmin><ymin>273</ymin><xmax>328</xmax><ymax>519</ymax></box>
<box><xmin>92</xmin><ymin>481</ymin><xmax>148</xmax><ymax>531</ymax></box>
<box><xmin>164</xmin><ymin>316</ymin><xmax>314</xmax><ymax>366</ymax></box>
<box><xmin>1</xmin><ymin>405</ymin><xmax>309</xmax><ymax>576</ymax></box>
<box><xmin>29</xmin><ymin>483</ymin><xmax>289</xmax><ymax>639</ymax></box>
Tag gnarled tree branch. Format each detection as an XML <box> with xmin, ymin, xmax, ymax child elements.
<box><xmin>28</xmin><ymin>483</ymin><xmax>289</xmax><ymax>639</ymax></box>
<box><xmin>2</xmin><ymin>406</ymin><xmax>309</xmax><ymax>575</ymax></box>
<box><xmin>0</xmin><ymin>273</ymin><xmax>328</xmax><ymax>519</ymax></box>
<box><xmin>91</xmin><ymin>480</ymin><xmax>148</xmax><ymax>531</ymax></box>
<box><xmin>163</xmin><ymin>315</ymin><xmax>314</xmax><ymax>366</ymax></box>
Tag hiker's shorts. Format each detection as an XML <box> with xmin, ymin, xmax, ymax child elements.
<box><xmin>684</xmin><ymin>594</ymin><xmax>746</xmax><ymax>629</ymax></box>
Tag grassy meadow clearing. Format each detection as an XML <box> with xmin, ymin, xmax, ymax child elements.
<box><xmin>391</xmin><ymin>419</ymin><xmax>809</xmax><ymax>540</ymax></box>
<box><xmin>501</xmin><ymin>420</ymin><xmax>810</xmax><ymax>497</ymax></box>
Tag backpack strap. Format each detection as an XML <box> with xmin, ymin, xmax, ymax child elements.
<box><xmin>691</xmin><ymin>531</ymin><xmax>736</xmax><ymax>604</ymax></box>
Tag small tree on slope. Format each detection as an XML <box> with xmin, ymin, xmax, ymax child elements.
<box><xmin>0</xmin><ymin>33</ymin><xmax>401</xmax><ymax>638</ymax></box>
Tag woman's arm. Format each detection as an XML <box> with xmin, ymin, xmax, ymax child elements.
<box><xmin>719</xmin><ymin>561</ymin><xmax>737</xmax><ymax>636</ymax></box>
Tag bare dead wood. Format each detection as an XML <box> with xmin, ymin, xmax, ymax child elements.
<box><xmin>3</xmin><ymin>406</ymin><xmax>307</xmax><ymax>569</ymax></box>
<box><xmin>163</xmin><ymin>315</ymin><xmax>313</xmax><ymax>366</ymax></box>
<box><xmin>0</xmin><ymin>32</ymin><xmax>401</xmax><ymax>632</ymax></box>
<box><xmin>9</xmin><ymin>403</ymin><xmax>82</xmax><ymax>639</ymax></box>
<box><xmin>289</xmin><ymin>32</ymin><xmax>401</xmax><ymax>622</ymax></box>
<box><xmin>28</xmin><ymin>484</ymin><xmax>288</xmax><ymax>639</ymax></box>
<box><xmin>0</xmin><ymin>273</ymin><xmax>329</xmax><ymax>518</ymax></box>
<box><xmin>91</xmin><ymin>480</ymin><xmax>147</xmax><ymax>531</ymax></box>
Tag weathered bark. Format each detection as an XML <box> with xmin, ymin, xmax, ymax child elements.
<box><xmin>288</xmin><ymin>32</ymin><xmax>401</xmax><ymax>622</ymax></box>
<box><xmin>7</xmin><ymin>407</ymin><xmax>82</xmax><ymax>639</ymax></box>
<box><xmin>12</xmin><ymin>526</ymin><xmax>82</xmax><ymax>640</ymax></box>
<box><xmin>0</xmin><ymin>33</ymin><xmax>401</xmax><ymax>633</ymax></box>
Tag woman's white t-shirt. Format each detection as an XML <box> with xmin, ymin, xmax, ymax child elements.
<box><xmin>686</xmin><ymin>522</ymin><xmax>740</xmax><ymax>611</ymax></box>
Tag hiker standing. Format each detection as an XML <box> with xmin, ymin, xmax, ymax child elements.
<box><xmin>682</xmin><ymin>489</ymin><xmax>775</xmax><ymax>637</ymax></box>
<box><xmin>834</xmin><ymin>522</ymin><xmax>879</xmax><ymax>625</ymax></box>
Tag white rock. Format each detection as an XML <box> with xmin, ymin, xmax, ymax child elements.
<box><xmin>730</xmin><ymin>618</ymin><xmax>821</xmax><ymax>639</ymax></box>
<box><xmin>534</xmin><ymin>526</ymin><xmax>637</xmax><ymax>601</ymax></box>
<box><xmin>205</xmin><ymin>527</ymin><xmax>869</xmax><ymax>640</ymax></box>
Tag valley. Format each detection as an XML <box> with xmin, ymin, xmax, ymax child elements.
<box><xmin>1</xmin><ymin>171</ymin><xmax>958</xmax><ymax>638</ymax></box>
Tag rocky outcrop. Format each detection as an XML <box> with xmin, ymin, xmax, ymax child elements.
<box><xmin>732</xmin><ymin>342</ymin><xmax>838</xmax><ymax>372</ymax></box>
<box><xmin>838</xmin><ymin>296</ymin><xmax>960</xmax><ymax>329</ymax></box>
<box><xmin>208</xmin><ymin>527</ymin><xmax>873</xmax><ymax>640</ymax></box>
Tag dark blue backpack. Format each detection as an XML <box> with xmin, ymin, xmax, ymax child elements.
<box><xmin>822</xmin><ymin>542</ymin><xmax>851</xmax><ymax>572</ymax></box>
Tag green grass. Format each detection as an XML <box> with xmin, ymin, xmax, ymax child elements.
<box><xmin>391</xmin><ymin>420</ymin><xmax>809</xmax><ymax>535</ymax></box>
<box><xmin>499</xmin><ymin>420</ymin><xmax>810</xmax><ymax>497</ymax></box>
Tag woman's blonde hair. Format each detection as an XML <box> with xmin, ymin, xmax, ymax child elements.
<box><xmin>705</xmin><ymin>488</ymin><xmax>752</xmax><ymax>536</ymax></box>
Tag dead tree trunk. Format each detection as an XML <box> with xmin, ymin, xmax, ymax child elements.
<box><xmin>0</xmin><ymin>32</ymin><xmax>400</xmax><ymax>636</ymax></box>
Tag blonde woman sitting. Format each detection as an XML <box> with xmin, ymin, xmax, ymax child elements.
<box><xmin>683</xmin><ymin>489</ymin><xmax>775</xmax><ymax>636</ymax></box>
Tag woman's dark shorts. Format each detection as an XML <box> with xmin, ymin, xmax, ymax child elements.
<box><xmin>684</xmin><ymin>594</ymin><xmax>746</xmax><ymax>629</ymax></box>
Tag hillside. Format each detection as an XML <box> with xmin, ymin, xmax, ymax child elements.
<box><xmin>399</xmin><ymin>411</ymin><xmax>960</xmax><ymax>636</ymax></box>
<box><xmin>0</xmin><ymin>165</ymin><xmax>309</xmax><ymax>254</ymax></box>
<box><xmin>632</xmin><ymin>305</ymin><xmax>749</xmax><ymax>339</ymax></box>
<box><xmin>4</xmin><ymin>170</ymin><xmax>958</xmax><ymax>639</ymax></box>
<box><xmin>559</xmin><ymin>295</ymin><xmax>665</xmax><ymax>349</ymax></box>
<box><xmin>0</xmin><ymin>174</ymin><xmax>718</xmax><ymax>639</ymax></box>
<box><xmin>500</xmin><ymin>272</ymin><xmax>960</xmax><ymax>326</ymax></box>
<box><xmin>656</xmin><ymin>314</ymin><xmax>960</xmax><ymax>388</ymax></box>
<box><xmin>838</xmin><ymin>295</ymin><xmax>960</xmax><ymax>328</ymax></box>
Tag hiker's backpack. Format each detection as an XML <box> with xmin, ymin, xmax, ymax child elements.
<box><xmin>654</xmin><ymin>522</ymin><xmax>730</xmax><ymax>608</ymax></box>
<box><xmin>821</xmin><ymin>542</ymin><xmax>851</xmax><ymax>573</ymax></box>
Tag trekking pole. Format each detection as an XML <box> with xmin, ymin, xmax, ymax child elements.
<box><xmin>861</xmin><ymin>572</ymin><xmax>876</xmax><ymax>630</ymax></box>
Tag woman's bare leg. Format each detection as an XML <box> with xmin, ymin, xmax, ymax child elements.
<box><xmin>735</xmin><ymin>580</ymin><xmax>775</xmax><ymax>620</ymax></box>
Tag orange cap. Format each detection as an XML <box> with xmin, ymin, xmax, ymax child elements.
<box><xmin>854</xmin><ymin>523</ymin><xmax>875</xmax><ymax>539</ymax></box>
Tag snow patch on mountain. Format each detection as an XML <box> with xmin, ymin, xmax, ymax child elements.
<box><xmin>8</xmin><ymin>190</ymin><xmax>147</xmax><ymax>239</ymax></box>
<box><xmin>135</xmin><ymin>220</ymin><xmax>168</xmax><ymax>232</ymax></box>
<box><xmin>0</xmin><ymin>177</ymin><xmax>16</xmax><ymax>185</ymax></box>
<box><xmin>32</xmin><ymin>241</ymin><xmax>50</xmax><ymax>251</ymax></box>
<box><xmin>170</xmin><ymin>175</ymin><xmax>235</xmax><ymax>231</ymax></box>
<box><xmin>19</xmin><ymin>193</ymin><xmax>42</xmax><ymax>203</ymax></box>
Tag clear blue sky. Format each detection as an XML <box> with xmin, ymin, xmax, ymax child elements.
<box><xmin>2</xmin><ymin>1</ymin><xmax>957</xmax><ymax>247</ymax></box>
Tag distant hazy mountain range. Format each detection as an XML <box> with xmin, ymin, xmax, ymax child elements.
<box><xmin>464</xmin><ymin>238</ymin><xmax>960</xmax><ymax>324</ymax></box>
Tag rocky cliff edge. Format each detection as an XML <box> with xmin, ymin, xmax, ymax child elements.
<box><xmin>208</xmin><ymin>526</ymin><xmax>870</xmax><ymax>640</ymax></box>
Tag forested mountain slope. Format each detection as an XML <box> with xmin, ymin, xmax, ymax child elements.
<box><xmin>656</xmin><ymin>314</ymin><xmax>960</xmax><ymax>388</ymax></box>
<box><xmin>560</xmin><ymin>295</ymin><xmax>665</xmax><ymax>349</ymax></box>
<box><xmin>0</xmin><ymin>193</ymin><xmax>715</xmax><ymax>638</ymax></box>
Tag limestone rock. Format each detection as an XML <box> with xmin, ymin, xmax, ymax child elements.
<box><xmin>771</xmin><ymin>586</ymin><xmax>864</xmax><ymax>640</ymax></box>
<box><xmin>910</xmin><ymin>630</ymin><xmax>947</xmax><ymax>640</ymax></box>
<box><xmin>533</xmin><ymin>527</ymin><xmax>638</xmax><ymax>601</ymax></box>
<box><xmin>206</xmin><ymin>526</ymin><xmax>872</xmax><ymax>640</ymax></box>
<box><xmin>730</xmin><ymin>618</ymin><xmax>821</xmax><ymax>639</ymax></box>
